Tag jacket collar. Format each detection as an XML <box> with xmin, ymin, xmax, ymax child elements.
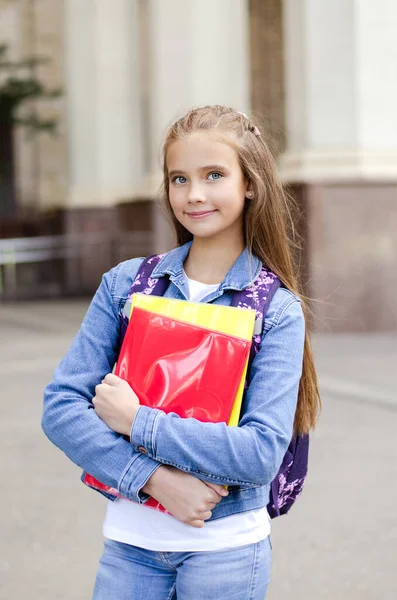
<box><xmin>151</xmin><ymin>241</ymin><xmax>262</xmax><ymax>291</ymax></box>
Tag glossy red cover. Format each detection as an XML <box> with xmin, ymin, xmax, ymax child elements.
<box><xmin>84</xmin><ymin>307</ymin><xmax>251</xmax><ymax>511</ymax></box>
<box><xmin>117</xmin><ymin>307</ymin><xmax>250</xmax><ymax>422</ymax></box>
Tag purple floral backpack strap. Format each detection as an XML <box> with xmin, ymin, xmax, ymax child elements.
<box><xmin>230</xmin><ymin>266</ymin><xmax>281</xmax><ymax>371</ymax></box>
<box><xmin>269</xmin><ymin>432</ymin><xmax>309</xmax><ymax>518</ymax></box>
<box><xmin>119</xmin><ymin>253</ymin><xmax>168</xmax><ymax>347</ymax></box>
<box><xmin>231</xmin><ymin>266</ymin><xmax>309</xmax><ymax>519</ymax></box>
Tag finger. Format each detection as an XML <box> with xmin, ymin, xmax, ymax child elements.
<box><xmin>189</xmin><ymin>519</ymin><xmax>205</xmax><ymax>529</ymax></box>
<box><xmin>208</xmin><ymin>495</ymin><xmax>222</xmax><ymax>507</ymax></box>
<box><xmin>103</xmin><ymin>373</ymin><xmax>126</xmax><ymax>387</ymax></box>
<box><xmin>95</xmin><ymin>383</ymin><xmax>110</xmax><ymax>396</ymax></box>
<box><xmin>205</xmin><ymin>482</ymin><xmax>229</xmax><ymax>497</ymax></box>
<box><xmin>205</xmin><ymin>481</ymin><xmax>229</xmax><ymax>496</ymax></box>
<box><xmin>201</xmin><ymin>511</ymin><xmax>212</xmax><ymax>521</ymax></box>
<box><xmin>206</xmin><ymin>488</ymin><xmax>227</xmax><ymax>503</ymax></box>
<box><xmin>205</xmin><ymin>491</ymin><xmax>221</xmax><ymax>505</ymax></box>
<box><xmin>92</xmin><ymin>393</ymin><xmax>103</xmax><ymax>405</ymax></box>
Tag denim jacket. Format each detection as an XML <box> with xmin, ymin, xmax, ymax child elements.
<box><xmin>42</xmin><ymin>242</ymin><xmax>305</xmax><ymax>520</ymax></box>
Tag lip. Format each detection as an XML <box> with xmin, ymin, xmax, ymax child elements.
<box><xmin>185</xmin><ymin>210</ymin><xmax>217</xmax><ymax>219</ymax></box>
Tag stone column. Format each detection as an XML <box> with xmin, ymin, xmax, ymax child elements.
<box><xmin>280</xmin><ymin>0</ymin><xmax>397</xmax><ymax>332</ymax></box>
<box><xmin>63</xmin><ymin>0</ymin><xmax>144</xmax><ymax>290</ymax></box>
<box><xmin>249</xmin><ymin>0</ymin><xmax>285</xmax><ymax>155</ymax></box>
<box><xmin>144</xmin><ymin>0</ymin><xmax>251</xmax><ymax>253</ymax></box>
<box><xmin>65</xmin><ymin>0</ymin><xmax>144</xmax><ymax>207</ymax></box>
<box><xmin>0</xmin><ymin>1</ymin><xmax>67</xmax><ymax>220</ymax></box>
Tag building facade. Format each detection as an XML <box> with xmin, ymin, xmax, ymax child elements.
<box><xmin>0</xmin><ymin>0</ymin><xmax>396</xmax><ymax>331</ymax></box>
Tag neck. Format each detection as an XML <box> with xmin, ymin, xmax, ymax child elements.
<box><xmin>184</xmin><ymin>235</ymin><xmax>245</xmax><ymax>284</ymax></box>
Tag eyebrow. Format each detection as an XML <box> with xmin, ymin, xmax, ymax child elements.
<box><xmin>168</xmin><ymin>165</ymin><xmax>228</xmax><ymax>178</ymax></box>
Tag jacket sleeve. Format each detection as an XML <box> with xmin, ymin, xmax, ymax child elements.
<box><xmin>41</xmin><ymin>261</ymin><xmax>161</xmax><ymax>504</ymax></box>
<box><xmin>130</xmin><ymin>295</ymin><xmax>305</xmax><ymax>487</ymax></box>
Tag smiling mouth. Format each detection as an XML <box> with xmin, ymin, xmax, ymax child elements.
<box><xmin>185</xmin><ymin>210</ymin><xmax>217</xmax><ymax>219</ymax></box>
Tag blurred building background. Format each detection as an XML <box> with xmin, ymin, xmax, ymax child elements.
<box><xmin>0</xmin><ymin>0</ymin><xmax>396</xmax><ymax>332</ymax></box>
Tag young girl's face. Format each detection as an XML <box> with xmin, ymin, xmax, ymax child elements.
<box><xmin>166</xmin><ymin>131</ymin><xmax>249</xmax><ymax>244</ymax></box>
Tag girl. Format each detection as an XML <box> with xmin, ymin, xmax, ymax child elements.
<box><xmin>42</xmin><ymin>105</ymin><xmax>320</xmax><ymax>599</ymax></box>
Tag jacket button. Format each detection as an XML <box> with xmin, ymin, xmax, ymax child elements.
<box><xmin>137</xmin><ymin>445</ymin><xmax>148</xmax><ymax>454</ymax></box>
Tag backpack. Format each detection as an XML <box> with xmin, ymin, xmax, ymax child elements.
<box><xmin>119</xmin><ymin>254</ymin><xmax>309</xmax><ymax>518</ymax></box>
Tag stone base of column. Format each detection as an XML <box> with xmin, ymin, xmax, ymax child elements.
<box><xmin>0</xmin><ymin>199</ymin><xmax>175</xmax><ymax>301</ymax></box>
<box><xmin>61</xmin><ymin>198</ymin><xmax>177</xmax><ymax>294</ymax></box>
<box><xmin>62</xmin><ymin>206</ymin><xmax>119</xmax><ymax>294</ymax></box>
<box><xmin>290</xmin><ymin>181</ymin><xmax>397</xmax><ymax>332</ymax></box>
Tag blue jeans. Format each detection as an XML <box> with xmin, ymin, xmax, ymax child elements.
<box><xmin>93</xmin><ymin>537</ymin><xmax>272</xmax><ymax>600</ymax></box>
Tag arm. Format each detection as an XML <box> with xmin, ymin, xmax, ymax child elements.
<box><xmin>41</xmin><ymin>260</ymin><xmax>161</xmax><ymax>504</ymax></box>
<box><xmin>129</xmin><ymin>292</ymin><xmax>305</xmax><ymax>487</ymax></box>
<box><xmin>142</xmin><ymin>466</ymin><xmax>228</xmax><ymax>528</ymax></box>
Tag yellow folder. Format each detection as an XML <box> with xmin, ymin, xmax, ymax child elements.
<box><xmin>129</xmin><ymin>293</ymin><xmax>255</xmax><ymax>426</ymax></box>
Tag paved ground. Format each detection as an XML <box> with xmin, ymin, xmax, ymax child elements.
<box><xmin>0</xmin><ymin>299</ymin><xmax>396</xmax><ymax>600</ymax></box>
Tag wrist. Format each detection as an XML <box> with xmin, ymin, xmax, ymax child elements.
<box><xmin>123</xmin><ymin>405</ymin><xmax>139</xmax><ymax>437</ymax></box>
<box><xmin>142</xmin><ymin>465</ymin><xmax>167</xmax><ymax>495</ymax></box>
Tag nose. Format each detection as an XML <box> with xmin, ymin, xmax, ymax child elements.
<box><xmin>187</xmin><ymin>182</ymin><xmax>206</xmax><ymax>204</ymax></box>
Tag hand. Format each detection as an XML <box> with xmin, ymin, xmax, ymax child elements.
<box><xmin>143</xmin><ymin>465</ymin><xmax>228</xmax><ymax>528</ymax></box>
<box><xmin>92</xmin><ymin>373</ymin><xmax>140</xmax><ymax>436</ymax></box>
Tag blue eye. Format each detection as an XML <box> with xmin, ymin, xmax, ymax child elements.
<box><xmin>173</xmin><ymin>176</ymin><xmax>187</xmax><ymax>184</ymax></box>
<box><xmin>208</xmin><ymin>172</ymin><xmax>222</xmax><ymax>181</ymax></box>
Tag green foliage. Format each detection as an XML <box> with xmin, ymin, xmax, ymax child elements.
<box><xmin>0</xmin><ymin>43</ymin><xmax>62</xmax><ymax>135</ymax></box>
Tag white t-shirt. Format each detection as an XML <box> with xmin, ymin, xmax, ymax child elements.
<box><xmin>102</xmin><ymin>273</ymin><xmax>270</xmax><ymax>551</ymax></box>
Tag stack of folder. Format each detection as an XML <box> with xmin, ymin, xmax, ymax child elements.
<box><xmin>84</xmin><ymin>293</ymin><xmax>256</xmax><ymax>511</ymax></box>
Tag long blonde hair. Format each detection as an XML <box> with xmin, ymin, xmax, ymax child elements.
<box><xmin>160</xmin><ymin>105</ymin><xmax>320</xmax><ymax>435</ymax></box>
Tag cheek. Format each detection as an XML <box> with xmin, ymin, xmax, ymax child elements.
<box><xmin>219</xmin><ymin>177</ymin><xmax>244</xmax><ymax>198</ymax></box>
<box><xmin>168</xmin><ymin>190</ymin><xmax>182</xmax><ymax>212</ymax></box>
<box><xmin>215</xmin><ymin>182</ymin><xmax>246</xmax><ymax>211</ymax></box>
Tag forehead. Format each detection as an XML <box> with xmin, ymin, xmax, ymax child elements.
<box><xmin>166</xmin><ymin>131</ymin><xmax>239</xmax><ymax>171</ymax></box>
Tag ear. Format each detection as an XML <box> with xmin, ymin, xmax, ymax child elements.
<box><xmin>245</xmin><ymin>182</ymin><xmax>254</xmax><ymax>199</ymax></box>
<box><xmin>244</xmin><ymin>178</ymin><xmax>254</xmax><ymax>199</ymax></box>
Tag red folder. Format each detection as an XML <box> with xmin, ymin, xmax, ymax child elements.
<box><xmin>84</xmin><ymin>307</ymin><xmax>251</xmax><ymax>511</ymax></box>
<box><xmin>116</xmin><ymin>307</ymin><xmax>251</xmax><ymax>422</ymax></box>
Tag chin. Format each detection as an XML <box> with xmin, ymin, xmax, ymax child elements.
<box><xmin>182</xmin><ymin>222</ymin><xmax>219</xmax><ymax>236</ymax></box>
<box><xmin>191</xmin><ymin>229</ymin><xmax>227</xmax><ymax>241</ymax></box>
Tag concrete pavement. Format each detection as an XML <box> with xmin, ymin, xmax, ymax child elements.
<box><xmin>0</xmin><ymin>299</ymin><xmax>396</xmax><ymax>600</ymax></box>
